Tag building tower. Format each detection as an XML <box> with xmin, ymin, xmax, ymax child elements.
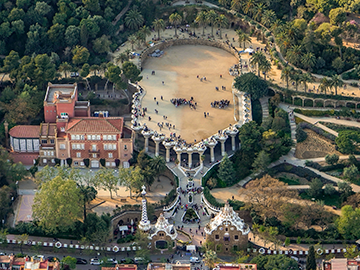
<box><xmin>138</xmin><ymin>185</ymin><xmax>151</xmax><ymax>231</ymax></box>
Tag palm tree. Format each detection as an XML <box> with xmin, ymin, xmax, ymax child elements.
<box><xmin>216</xmin><ymin>14</ymin><xmax>228</xmax><ymax>39</ymax></box>
<box><xmin>136</xmin><ymin>31</ymin><xmax>145</xmax><ymax>48</ymax></box>
<box><xmin>281</xmin><ymin>66</ymin><xmax>292</xmax><ymax>89</ymax></box>
<box><xmin>152</xmin><ymin>19</ymin><xmax>165</xmax><ymax>40</ymax></box>
<box><xmin>331</xmin><ymin>74</ymin><xmax>343</xmax><ymax>96</ymax></box>
<box><xmin>125</xmin><ymin>9</ymin><xmax>144</xmax><ymax>30</ymax></box>
<box><xmin>320</xmin><ymin>77</ymin><xmax>331</xmax><ymax>95</ymax></box>
<box><xmin>206</xmin><ymin>10</ymin><xmax>218</xmax><ymax>37</ymax></box>
<box><xmin>301</xmin><ymin>72</ymin><xmax>313</xmax><ymax>92</ymax></box>
<box><xmin>301</xmin><ymin>52</ymin><xmax>316</xmax><ymax>72</ymax></box>
<box><xmin>243</xmin><ymin>0</ymin><xmax>256</xmax><ymax>17</ymax></box>
<box><xmin>260</xmin><ymin>59</ymin><xmax>272</xmax><ymax>80</ymax></box>
<box><xmin>253</xmin><ymin>3</ymin><xmax>266</xmax><ymax>22</ymax></box>
<box><xmin>236</xmin><ymin>29</ymin><xmax>243</xmax><ymax>47</ymax></box>
<box><xmin>290</xmin><ymin>70</ymin><xmax>302</xmax><ymax>91</ymax></box>
<box><xmin>286</xmin><ymin>45</ymin><xmax>303</xmax><ymax>66</ymax></box>
<box><xmin>139</xmin><ymin>25</ymin><xmax>151</xmax><ymax>45</ymax></box>
<box><xmin>58</xmin><ymin>62</ymin><xmax>72</xmax><ymax>78</ymax></box>
<box><xmin>149</xmin><ymin>156</ymin><xmax>166</xmax><ymax>181</ymax></box>
<box><xmin>231</xmin><ymin>0</ymin><xmax>242</xmax><ymax>11</ymax></box>
<box><xmin>78</xmin><ymin>184</ymin><xmax>97</xmax><ymax>221</ymax></box>
<box><xmin>250</xmin><ymin>51</ymin><xmax>266</xmax><ymax>77</ymax></box>
<box><xmin>261</xmin><ymin>10</ymin><xmax>276</xmax><ymax>27</ymax></box>
<box><xmin>242</xmin><ymin>33</ymin><xmax>251</xmax><ymax>48</ymax></box>
<box><xmin>90</xmin><ymin>64</ymin><xmax>99</xmax><ymax>75</ymax></box>
<box><xmin>203</xmin><ymin>250</ymin><xmax>218</xmax><ymax>269</ymax></box>
<box><xmin>169</xmin><ymin>13</ymin><xmax>182</xmax><ymax>37</ymax></box>
<box><xmin>196</xmin><ymin>11</ymin><xmax>207</xmax><ymax>36</ymax></box>
<box><xmin>128</xmin><ymin>35</ymin><xmax>137</xmax><ymax>51</ymax></box>
<box><xmin>115</xmin><ymin>53</ymin><xmax>129</xmax><ymax>64</ymax></box>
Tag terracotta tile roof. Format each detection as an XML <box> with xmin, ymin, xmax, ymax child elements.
<box><xmin>40</xmin><ymin>123</ymin><xmax>56</xmax><ymax>136</ymax></box>
<box><xmin>9</xmin><ymin>125</ymin><xmax>40</xmax><ymax>138</ymax></box>
<box><xmin>66</xmin><ymin>117</ymin><xmax>123</xmax><ymax>133</ymax></box>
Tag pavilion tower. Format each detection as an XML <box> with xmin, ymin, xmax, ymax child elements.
<box><xmin>138</xmin><ymin>185</ymin><xmax>151</xmax><ymax>231</ymax></box>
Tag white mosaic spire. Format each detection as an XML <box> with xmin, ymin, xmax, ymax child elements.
<box><xmin>138</xmin><ymin>185</ymin><xmax>151</xmax><ymax>231</ymax></box>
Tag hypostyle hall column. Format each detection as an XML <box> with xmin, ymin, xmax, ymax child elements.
<box><xmin>152</xmin><ymin>135</ymin><xmax>164</xmax><ymax>157</ymax></box>
<box><xmin>141</xmin><ymin>131</ymin><xmax>152</xmax><ymax>153</ymax></box>
<box><xmin>163</xmin><ymin>141</ymin><xmax>174</xmax><ymax>163</ymax></box>
<box><xmin>229</xmin><ymin>130</ymin><xmax>238</xmax><ymax>151</ymax></box>
<box><xmin>208</xmin><ymin>141</ymin><xmax>217</xmax><ymax>163</ymax></box>
<box><xmin>219</xmin><ymin>136</ymin><xmax>228</xmax><ymax>157</ymax></box>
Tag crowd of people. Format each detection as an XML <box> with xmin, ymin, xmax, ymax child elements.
<box><xmin>211</xmin><ymin>99</ymin><xmax>230</xmax><ymax>109</ymax></box>
<box><xmin>170</xmin><ymin>97</ymin><xmax>197</xmax><ymax>109</ymax></box>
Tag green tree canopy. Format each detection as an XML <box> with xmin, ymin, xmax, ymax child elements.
<box><xmin>32</xmin><ymin>176</ymin><xmax>83</xmax><ymax>233</ymax></box>
<box><xmin>335</xmin><ymin>130</ymin><xmax>360</xmax><ymax>154</ymax></box>
<box><xmin>233</xmin><ymin>72</ymin><xmax>268</xmax><ymax>100</ymax></box>
<box><xmin>218</xmin><ymin>153</ymin><xmax>236</xmax><ymax>186</ymax></box>
<box><xmin>336</xmin><ymin>205</ymin><xmax>360</xmax><ymax>239</ymax></box>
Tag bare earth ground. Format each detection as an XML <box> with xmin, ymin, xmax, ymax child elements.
<box><xmin>138</xmin><ymin>45</ymin><xmax>238</xmax><ymax>142</ymax></box>
<box><xmin>295</xmin><ymin>129</ymin><xmax>341</xmax><ymax>159</ymax></box>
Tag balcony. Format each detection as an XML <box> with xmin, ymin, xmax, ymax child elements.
<box><xmin>88</xmin><ymin>149</ymin><xmax>100</xmax><ymax>153</ymax></box>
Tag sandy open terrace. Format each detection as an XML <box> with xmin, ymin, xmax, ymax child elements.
<box><xmin>140</xmin><ymin>45</ymin><xmax>238</xmax><ymax>142</ymax></box>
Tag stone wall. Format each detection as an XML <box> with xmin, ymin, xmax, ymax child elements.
<box><xmin>206</xmin><ymin>225</ymin><xmax>248</xmax><ymax>253</ymax></box>
<box><xmin>139</xmin><ymin>38</ymin><xmax>240</xmax><ymax>69</ymax></box>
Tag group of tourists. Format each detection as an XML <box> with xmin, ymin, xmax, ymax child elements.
<box><xmin>211</xmin><ymin>99</ymin><xmax>230</xmax><ymax>109</ymax></box>
<box><xmin>157</xmin><ymin>121</ymin><xmax>175</xmax><ymax>131</ymax></box>
<box><xmin>170</xmin><ymin>97</ymin><xmax>197</xmax><ymax>109</ymax></box>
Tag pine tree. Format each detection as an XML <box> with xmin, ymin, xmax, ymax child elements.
<box><xmin>218</xmin><ymin>153</ymin><xmax>236</xmax><ymax>186</ymax></box>
<box><xmin>80</xmin><ymin>24</ymin><xmax>89</xmax><ymax>47</ymax></box>
<box><xmin>306</xmin><ymin>246</ymin><xmax>316</xmax><ymax>270</ymax></box>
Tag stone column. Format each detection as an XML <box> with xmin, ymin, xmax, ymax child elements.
<box><xmin>163</xmin><ymin>142</ymin><xmax>173</xmax><ymax>163</ymax></box>
<box><xmin>208</xmin><ymin>142</ymin><xmax>216</xmax><ymax>163</ymax></box>
<box><xmin>199</xmin><ymin>150</ymin><xmax>205</xmax><ymax>166</ymax></box>
<box><xmin>229</xmin><ymin>131</ymin><xmax>238</xmax><ymax>151</ymax></box>
<box><xmin>142</xmin><ymin>131</ymin><xmax>152</xmax><ymax>153</ymax></box>
<box><xmin>188</xmin><ymin>152</ymin><xmax>192</xmax><ymax>168</ymax></box>
<box><xmin>219</xmin><ymin>137</ymin><xmax>227</xmax><ymax>157</ymax></box>
<box><xmin>152</xmin><ymin>135</ymin><xmax>164</xmax><ymax>157</ymax></box>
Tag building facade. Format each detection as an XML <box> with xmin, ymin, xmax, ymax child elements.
<box><xmin>8</xmin><ymin>83</ymin><xmax>133</xmax><ymax>167</ymax></box>
<box><xmin>204</xmin><ymin>203</ymin><xmax>250</xmax><ymax>254</ymax></box>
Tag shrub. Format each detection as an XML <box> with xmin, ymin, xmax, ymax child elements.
<box><xmin>298</xmin><ymin>122</ymin><xmax>336</xmax><ymax>141</ymax></box>
<box><xmin>296</xmin><ymin>125</ymin><xmax>307</xmax><ymax>142</ymax></box>
<box><xmin>204</xmin><ymin>186</ymin><xmax>224</xmax><ymax>208</ymax></box>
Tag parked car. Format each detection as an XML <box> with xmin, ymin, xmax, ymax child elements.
<box><xmin>134</xmin><ymin>257</ymin><xmax>151</xmax><ymax>264</ymax></box>
<box><xmin>106</xmin><ymin>258</ymin><xmax>118</xmax><ymax>265</ymax></box>
<box><xmin>76</xmin><ymin>258</ymin><xmax>87</xmax><ymax>265</ymax></box>
<box><xmin>120</xmin><ymin>258</ymin><xmax>134</xmax><ymax>264</ymax></box>
<box><xmin>190</xmin><ymin>257</ymin><xmax>200</xmax><ymax>263</ymax></box>
<box><xmin>90</xmin><ymin>258</ymin><xmax>102</xmax><ymax>265</ymax></box>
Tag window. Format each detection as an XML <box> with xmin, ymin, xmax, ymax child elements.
<box><xmin>234</xmin><ymin>235</ymin><xmax>239</xmax><ymax>240</ymax></box>
<box><xmin>225</xmin><ymin>228</ymin><xmax>228</xmax><ymax>232</ymax></box>
<box><xmin>60</xmin><ymin>144</ymin><xmax>65</xmax><ymax>149</ymax></box>
<box><xmin>111</xmin><ymin>162</ymin><xmax>116</xmax><ymax>167</ymax></box>
<box><xmin>87</xmin><ymin>135</ymin><xmax>91</xmax><ymax>140</ymax></box>
<box><xmin>104</xmin><ymin>144</ymin><xmax>108</xmax><ymax>150</ymax></box>
<box><xmin>215</xmin><ymin>235</ymin><xmax>219</xmax><ymax>240</ymax></box>
<box><xmin>106</xmin><ymin>162</ymin><xmax>110</xmax><ymax>167</ymax></box>
<box><xmin>75</xmin><ymin>135</ymin><xmax>80</xmax><ymax>140</ymax></box>
<box><xmin>72</xmin><ymin>143</ymin><xmax>84</xmax><ymax>150</ymax></box>
<box><xmin>51</xmin><ymin>159</ymin><xmax>55</xmax><ymax>163</ymax></box>
<box><xmin>112</xmin><ymin>135</ymin><xmax>116</xmax><ymax>140</ymax></box>
<box><xmin>92</xmin><ymin>135</ymin><xmax>96</xmax><ymax>140</ymax></box>
<box><xmin>41</xmin><ymin>139</ymin><xmax>47</xmax><ymax>144</ymax></box>
<box><xmin>50</xmin><ymin>139</ymin><xmax>54</xmax><ymax>144</ymax></box>
<box><xmin>80</xmin><ymin>162</ymin><xmax>84</xmax><ymax>166</ymax></box>
<box><xmin>96</xmin><ymin>135</ymin><xmax>100</xmax><ymax>140</ymax></box>
<box><xmin>92</xmin><ymin>145</ymin><xmax>97</xmax><ymax>151</ymax></box>
<box><xmin>124</xmin><ymin>145</ymin><xmax>127</xmax><ymax>150</ymax></box>
<box><xmin>71</xmin><ymin>135</ymin><xmax>76</xmax><ymax>140</ymax></box>
<box><xmin>43</xmin><ymin>159</ymin><xmax>47</xmax><ymax>164</ymax></box>
<box><xmin>60</xmin><ymin>127</ymin><xmax>65</xmax><ymax>132</ymax></box>
<box><xmin>74</xmin><ymin>161</ymin><xmax>79</xmax><ymax>165</ymax></box>
<box><xmin>113</xmin><ymin>144</ymin><xmax>116</xmax><ymax>150</ymax></box>
<box><xmin>92</xmin><ymin>153</ymin><xmax>97</xmax><ymax>158</ymax></box>
<box><xmin>76</xmin><ymin>152</ymin><xmax>81</xmax><ymax>158</ymax></box>
<box><xmin>103</xmin><ymin>135</ymin><xmax>107</xmax><ymax>140</ymax></box>
<box><xmin>108</xmin><ymin>153</ymin><xmax>113</xmax><ymax>158</ymax></box>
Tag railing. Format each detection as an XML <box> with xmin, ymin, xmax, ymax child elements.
<box><xmin>201</xmin><ymin>192</ymin><xmax>221</xmax><ymax>213</ymax></box>
<box><xmin>163</xmin><ymin>193</ymin><xmax>180</xmax><ymax>212</ymax></box>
